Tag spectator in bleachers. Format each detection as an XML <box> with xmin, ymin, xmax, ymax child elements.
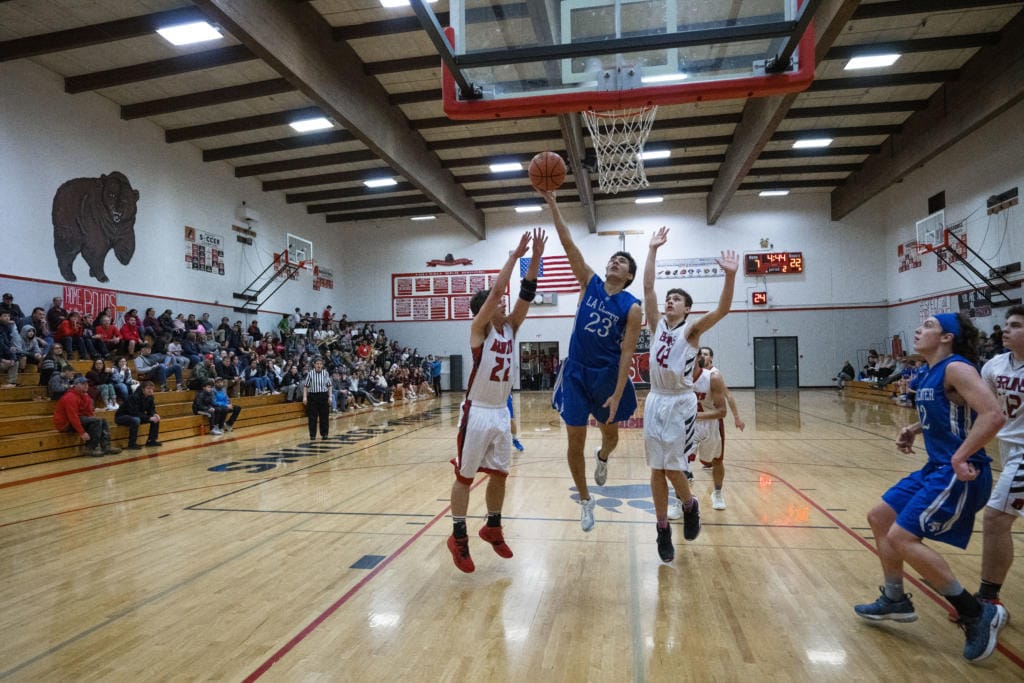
<box><xmin>110</xmin><ymin>356</ymin><xmax>135</xmax><ymax>402</ymax></box>
<box><xmin>26</xmin><ymin>307</ymin><xmax>53</xmax><ymax>356</ymax></box>
<box><xmin>141</xmin><ymin>308</ymin><xmax>160</xmax><ymax>341</ymax></box>
<box><xmin>119</xmin><ymin>313</ymin><xmax>142</xmax><ymax>356</ymax></box>
<box><xmin>157</xmin><ymin>309</ymin><xmax>175</xmax><ymax>338</ymax></box>
<box><xmin>19</xmin><ymin>324</ymin><xmax>43</xmax><ymax>368</ymax></box>
<box><xmin>115</xmin><ymin>380</ymin><xmax>161</xmax><ymax>449</ymax></box>
<box><xmin>93</xmin><ymin>313</ymin><xmax>122</xmax><ymax>357</ymax></box>
<box><xmin>0</xmin><ymin>311</ymin><xmax>19</xmax><ymax>388</ymax></box>
<box><xmin>53</xmin><ymin>375</ymin><xmax>120</xmax><ymax>457</ymax></box>
<box><xmin>181</xmin><ymin>332</ymin><xmax>204</xmax><ymax>369</ymax></box>
<box><xmin>834</xmin><ymin>360</ymin><xmax>856</xmax><ymax>389</ymax></box>
<box><xmin>215</xmin><ymin>316</ymin><xmax>231</xmax><ymax>345</ymax></box>
<box><xmin>39</xmin><ymin>342</ymin><xmax>73</xmax><ymax>387</ymax></box>
<box><xmin>192</xmin><ymin>379</ymin><xmax>219</xmax><ymax>433</ymax></box>
<box><xmin>198</xmin><ymin>313</ymin><xmax>213</xmax><ymax>333</ymax></box>
<box><xmin>220</xmin><ymin>354</ymin><xmax>242</xmax><ymax>397</ymax></box>
<box><xmin>165</xmin><ymin>337</ymin><xmax>191</xmax><ymax>369</ymax></box>
<box><xmin>46</xmin><ymin>296</ymin><xmax>67</xmax><ymax>333</ymax></box>
<box><xmin>48</xmin><ymin>366</ymin><xmax>75</xmax><ymax>400</ymax></box>
<box><xmin>188</xmin><ymin>353</ymin><xmax>215</xmax><ymax>389</ymax></box>
<box><xmin>134</xmin><ymin>344</ymin><xmax>184</xmax><ymax>392</ymax></box>
<box><xmin>330</xmin><ymin>369</ymin><xmax>350</xmax><ymax>412</ymax></box>
<box><xmin>280</xmin><ymin>363</ymin><xmax>303</xmax><ymax>402</ymax></box>
<box><xmin>54</xmin><ymin>311</ymin><xmax>96</xmax><ymax>360</ymax></box>
<box><xmin>212</xmin><ymin>378</ymin><xmax>241</xmax><ymax>433</ymax></box>
<box><xmin>0</xmin><ymin>293</ymin><xmax>25</xmax><ymax>325</ymax></box>
<box><xmin>86</xmin><ymin>358</ymin><xmax>118</xmax><ymax>411</ymax></box>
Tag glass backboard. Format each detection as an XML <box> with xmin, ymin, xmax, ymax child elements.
<box><xmin>441</xmin><ymin>0</ymin><xmax>815</xmax><ymax>119</ymax></box>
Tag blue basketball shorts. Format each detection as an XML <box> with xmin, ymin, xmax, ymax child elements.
<box><xmin>552</xmin><ymin>357</ymin><xmax>637</xmax><ymax>427</ymax></box>
<box><xmin>883</xmin><ymin>460</ymin><xmax>992</xmax><ymax>549</ymax></box>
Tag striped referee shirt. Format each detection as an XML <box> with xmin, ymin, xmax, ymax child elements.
<box><xmin>303</xmin><ymin>368</ymin><xmax>332</xmax><ymax>394</ymax></box>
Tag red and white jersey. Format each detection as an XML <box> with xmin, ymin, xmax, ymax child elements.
<box><xmin>693</xmin><ymin>365</ymin><xmax>720</xmax><ymax>412</ymax></box>
<box><xmin>649</xmin><ymin>318</ymin><xmax>697</xmax><ymax>394</ymax></box>
<box><xmin>465</xmin><ymin>322</ymin><xmax>515</xmax><ymax>408</ymax></box>
<box><xmin>982</xmin><ymin>352</ymin><xmax>1024</xmax><ymax>446</ymax></box>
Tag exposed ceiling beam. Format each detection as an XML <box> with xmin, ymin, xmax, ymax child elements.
<box><xmin>235</xmin><ymin>149</ymin><xmax>379</xmax><ymax>177</ymax></box>
<box><xmin>65</xmin><ymin>44</ymin><xmax>255</xmax><ymax>93</ymax></box>
<box><xmin>806</xmin><ymin>70</ymin><xmax>959</xmax><ymax>92</ymax></box>
<box><xmin>850</xmin><ymin>0</ymin><xmax>1021</xmax><ymax>21</ymax></box>
<box><xmin>705</xmin><ymin>0</ymin><xmax>863</xmax><ymax>225</ymax></box>
<box><xmin>825</xmin><ymin>32</ymin><xmax>999</xmax><ymax>60</ymax></box>
<box><xmin>831</xmin><ymin>8</ymin><xmax>1024</xmax><ymax>219</ymax></box>
<box><xmin>0</xmin><ymin>6</ymin><xmax>204</xmax><ymax>61</ymax></box>
<box><xmin>165</xmin><ymin>106</ymin><xmax>322</xmax><ymax>142</ymax></box>
<box><xmin>121</xmin><ymin>79</ymin><xmax>296</xmax><ymax>119</ymax></box>
<box><xmin>194</xmin><ymin>0</ymin><xmax>485</xmax><ymax>239</ymax></box>
<box><xmin>202</xmin><ymin>130</ymin><xmax>357</xmax><ymax>162</ymax></box>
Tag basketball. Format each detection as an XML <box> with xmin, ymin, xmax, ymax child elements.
<box><xmin>528</xmin><ymin>151</ymin><xmax>567</xmax><ymax>192</ymax></box>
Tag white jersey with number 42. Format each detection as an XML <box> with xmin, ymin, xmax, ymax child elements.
<box><xmin>982</xmin><ymin>351</ymin><xmax>1024</xmax><ymax>446</ymax></box>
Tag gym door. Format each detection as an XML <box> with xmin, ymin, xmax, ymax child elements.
<box><xmin>753</xmin><ymin>336</ymin><xmax>800</xmax><ymax>389</ymax></box>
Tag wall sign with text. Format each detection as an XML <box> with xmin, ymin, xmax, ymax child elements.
<box><xmin>392</xmin><ymin>269</ymin><xmax>501</xmax><ymax>321</ymax></box>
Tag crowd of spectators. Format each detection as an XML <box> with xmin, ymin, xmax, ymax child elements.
<box><xmin>0</xmin><ymin>292</ymin><xmax>444</xmax><ymax>416</ymax></box>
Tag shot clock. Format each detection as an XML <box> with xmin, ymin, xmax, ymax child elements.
<box><xmin>752</xmin><ymin>291</ymin><xmax>768</xmax><ymax>305</ymax></box>
<box><xmin>745</xmin><ymin>251</ymin><xmax>803</xmax><ymax>275</ymax></box>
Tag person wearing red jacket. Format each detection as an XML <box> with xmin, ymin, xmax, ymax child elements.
<box><xmin>53</xmin><ymin>311</ymin><xmax>95</xmax><ymax>360</ymax></box>
<box><xmin>119</xmin><ymin>314</ymin><xmax>142</xmax><ymax>356</ymax></box>
<box><xmin>53</xmin><ymin>376</ymin><xmax>121</xmax><ymax>457</ymax></box>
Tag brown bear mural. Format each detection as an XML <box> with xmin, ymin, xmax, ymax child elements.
<box><xmin>52</xmin><ymin>171</ymin><xmax>139</xmax><ymax>283</ymax></box>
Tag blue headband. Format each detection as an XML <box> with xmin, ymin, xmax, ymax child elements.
<box><xmin>934</xmin><ymin>313</ymin><xmax>962</xmax><ymax>340</ymax></box>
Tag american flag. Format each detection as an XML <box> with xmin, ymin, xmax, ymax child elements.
<box><xmin>519</xmin><ymin>255</ymin><xmax>580</xmax><ymax>293</ymax></box>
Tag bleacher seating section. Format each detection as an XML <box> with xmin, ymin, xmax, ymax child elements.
<box><xmin>0</xmin><ymin>360</ymin><xmax>417</xmax><ymax>470</ymax></box>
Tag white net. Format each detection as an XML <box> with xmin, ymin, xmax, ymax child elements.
<box><xmin>582</xmin><ymin>105</ymin><xmax>658</xmax><ymax>194</ymax></box>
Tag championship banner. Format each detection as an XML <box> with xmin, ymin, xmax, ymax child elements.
<box><xmin>184</xmin><ymin>226</ymin><xmax>225</xmax><ymax>275</ymax></box>
<box><xmin>631</xmin><ymin>327</ymin><xmax>652</xmax><ymax>388</ymax></box>
<box><xmin>63</xmin><ymin>284</ymin><xmax>117</xmax><ymax>318</ymax></box>
<box><xmin>392</xmin><ymin>269</ymin><xmax>502</xmax><ymax>321</ymax></box>
<box><xmin>313</xmin><ymin>265</ymin><xmax>334</xmax><ymax>292</ymax></box>
<box><xmin>655</xmin><ymin>257</ymin><xmax>724</xmax><ymax>279</ymax></box>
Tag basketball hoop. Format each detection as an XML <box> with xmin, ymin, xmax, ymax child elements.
<box><xmin>582</xmin><ymin>105</ymin><xmax>658</xmax><ymax>194</ymax></box>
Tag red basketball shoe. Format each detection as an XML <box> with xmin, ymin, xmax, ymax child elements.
<box><xmin>446</xmin><ymin>535</ymin><xmax>475</xmax><ymax>573</ymax></box>
<box><xmin>478</xmin><ymin>525</ymin><xmax>514</xmax><ymax>558</ymax></box>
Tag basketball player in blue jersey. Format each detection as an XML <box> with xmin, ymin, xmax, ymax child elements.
<box><xmin>446</xmin><ymin>229</ymin><xmax>544</xmax><ymax>573</ymax></box>
<box><xmin>540</xmin><ymin>190</ymin><xmax>643</xmax><ymax>532</ymax></box>
<box><xmin>854</xmin><ymin>312</ymin><xmax>1007</xmax><ymax>662</ymax></box>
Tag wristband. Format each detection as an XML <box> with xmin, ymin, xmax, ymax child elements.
<box><xmin>519</xmin><ymin>278</ymin><xmax>538</xmax><ymax>301</ymax></box>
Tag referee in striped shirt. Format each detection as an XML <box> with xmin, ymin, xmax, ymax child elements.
<box><xmin>303</xmin><ymin>356</ymin><xmax>332</xmax><ymax>439</ymax></box>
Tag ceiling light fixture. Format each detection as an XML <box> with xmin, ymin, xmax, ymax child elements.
<box><xmin>641</xmin><ymin>73</ymin><xmax>688</xmax><ymax>84</ymax></box>
<box><xmin>759</xmin><ymin>190</ymin><xmax>790</xmax><ymax>197</ymax></box>
<box><xmin>515</xmin><ymin>205</ymin><xmax>543</xmax><ymax>213</ymax></box>
<box><xmin>635</xmin><ymin>196</ymin><xmax>664</xmax><ymax>204</ymax></box>
<box><xmin>639</xmin><ymin>149</ymin><xmax>671</xmax><ymax>161</ymax></box>
<box><xmin>156</xmin><ymin>21</ymin><xmax>222</xmax><ymax>46</ymax></box>
<box><xmin>792</xmin><ymin>138</ymin><xmax>833</xmax><ymax>149</ymax></box>
<box><xmin>489</xmin><ymin>162</ymin><xmax>523</xmax><ymax>173</ymax></box>
<box><xmin>845</xmin><ymin>54</ymin><xmax>900</xmax><ymax>70</ymax></box>
<box><xmin>411</xmin><ymin>215</ymin><xmax>436</xmax><ymax>221</ymax></box>
<box><xmin>364</xmin><ymin>178</ymin><xmax>398</xmax><ymax>188</ymax></box>
<box><xmin>289</xmin><ymin>117</ymin><xmax>333</xmax><ymax>132</ymax></box>
<box><xmin>380</xmin><ymin>0</ymin><xmax>437</xmax><ymax>6</ymax></box>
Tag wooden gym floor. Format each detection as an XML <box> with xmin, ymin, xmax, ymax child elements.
<box><xmin>1</xmin><ymin>389</ymin><xmax>1022</xmax><ymax>682</ymax></box>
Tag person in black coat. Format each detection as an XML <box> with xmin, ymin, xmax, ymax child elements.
<box><xmin>115</xmin><ymin>380</ymin><xmax>161</xmax><ymax>449</ymax></box>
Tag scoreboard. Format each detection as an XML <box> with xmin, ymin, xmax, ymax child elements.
<box><xmin>744</xmin><ymin>251</ymin><xmax>804</xmax><ymax>275</ymax></box>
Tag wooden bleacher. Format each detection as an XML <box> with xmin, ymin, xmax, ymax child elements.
<box><xmin>0</xmin><ymin>359</ymin><xmax>410</xmax><ymax>470</ymax></box>
<box><xmin>842</xmin><ymin>380</ymin><xmax>910</xmax><ymax>406</ymax></box>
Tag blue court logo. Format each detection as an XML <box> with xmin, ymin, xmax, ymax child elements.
<box><xmin>570</xmin><ymin>484</ymin><xmax>656</xmax><ymax>514</ymax></box>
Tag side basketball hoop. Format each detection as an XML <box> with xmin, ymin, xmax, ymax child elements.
<box><xmin>582</xmin><ymin>105</ymin><xmax>658</xmax><ymax>194</ymax></box>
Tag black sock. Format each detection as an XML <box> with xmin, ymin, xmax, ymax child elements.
<box><xmin>486</xmin><ymin>512</ymin><xmax>501</xmax><ymax>528</ymax></box>
<box><xmin>946</xmin><ymin>589</ymin><xmax>982</xmax><ymax>619</ymax></box>
<box><xmin>452</xmin><ymin>518</ymin><xmax>467</xmax><ymax>538</ymax></box>
<box><xmin>978</xmin><ymin>580</ymin><xmax>1002</xmax><ymax>601</ymax></box>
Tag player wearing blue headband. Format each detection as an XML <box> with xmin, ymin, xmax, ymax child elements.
<box><xmin>853</xmin><ymin>312</ymin><xmax>1007</xmax><ymax>662</ymax></box>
